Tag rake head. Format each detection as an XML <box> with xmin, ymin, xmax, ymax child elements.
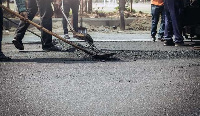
<box><xmin>74</xmin><ymin>33</ymin><xmax>94</xmax><ymax>45</ymax></box>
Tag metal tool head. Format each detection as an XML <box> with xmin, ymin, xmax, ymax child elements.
<box><xmin>75</xmin><ymin>33</ymin><xmax>94</xmax><ymax>45</ymax></box>
<box><xmin>78</xmin><ymin>27</ymin><xmax>87</xmax><ymax>36</ymax></box>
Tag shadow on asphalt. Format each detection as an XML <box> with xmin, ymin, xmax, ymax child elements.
<box><xmin>18</xmin><ymin>50</ymin><xmax>75</xmax><ymax>53</ymax></box>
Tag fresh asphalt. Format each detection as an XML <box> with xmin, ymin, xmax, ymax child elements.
<box><xmin>1</xmin><ymin>33</ymin><xmax>200</xmax><ymax>116</ymax></box>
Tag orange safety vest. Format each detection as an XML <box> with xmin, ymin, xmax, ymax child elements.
<box><xmin>151</xmin><ymin>0</ymin><xmax>164</xmax><ymax>6</ymax></box>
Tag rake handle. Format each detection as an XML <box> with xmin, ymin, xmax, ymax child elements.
<box><xmin>60</xmin><ymin>7</ymin><xmax>75</xmax><ymax>34</ymax></box>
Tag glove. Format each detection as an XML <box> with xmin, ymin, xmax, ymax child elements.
<box><xmin>20</xmin><ymin>11</ymin><xmax>28</xmax><ymax>19</ymax></box>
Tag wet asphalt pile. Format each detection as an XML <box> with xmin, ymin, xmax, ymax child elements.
<box><xmin>114</xmin><ymin>50</ymin><xmax>200</xmax><ymax>61</ymax></box>
<box><xmin>1</xmin><ymin>40</ymin><xmax>199</xmax><ymax>62</ymax></box>
<box><xmin>52</xmin><ymin>40</ymin><xmax>200</xmax><ymax>61</ymax></box>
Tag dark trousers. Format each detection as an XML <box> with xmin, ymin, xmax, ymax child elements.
<box><xmin>164</xmin><ymin>0</ymin><xmax>184</xmax><ymax>43</ymax></box>
<box><xmin>15</xmin><ymin>0</ymin><xmax>53</xmax><ymax>48</ymax></box>
<box><xmin>62</xmin><ymin>1</ymin><xmax>79</xmax><ymax>34</ymax></box>
<box><xmin>151</xmin><ymin>4</ymin><xmax>165</xmax><ymax>38</ymax></box>
<box><xmin>0</xmin><ymin>0</ymin><xmax>3</xmax><ymax>43</ymax></box>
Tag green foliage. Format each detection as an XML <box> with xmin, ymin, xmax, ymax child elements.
<box><xmin>114</xmin><ymin>6</ymin><xmax>120</xmax><ymax>10</ymax></box>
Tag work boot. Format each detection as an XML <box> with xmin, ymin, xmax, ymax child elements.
<box><xmin>12</xmin><ymin>38</ymin><xmax>24</xmax><ymax>50</ymax></box>
<box><xmin>158</xmin><ymin>34</ymin><xmax>164</xmax><ymax>41</ymax></box>
<box><xmin>175</xmin><ymin>42</ymin><xmax>184</xmax><ymax>46</ymax></box>
<box><xmin>164</xmin><ymin>40</ymin><xmax>175</xmax><ymax>46</ymax></box>
<box><xmin>151</xmin><ymin>36</ymin><xmax>156</xmax><ymax>42</ymax></box>
<box><xmin>0</xmin><ymin>52</ymin><xmax>11</xmax><ymax>61</ymax></box>
<box><xmin>158</xmin><ymin>35</ymin><xmax>164</xmax><ymax>42</ymax></box>
<box><xmin>42</xmin><ymin>45</ymin><xmax>63</xmax><ymax>51</ymax></box>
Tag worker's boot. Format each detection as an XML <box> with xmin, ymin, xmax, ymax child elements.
<box><xmin>0</xmin><ymin>43</ymin><xmax>11</xmax><ymax>61</ymax></box>
<box><xmin>12</xmin><ymin>37</ymin><xmax>24</xmax><ymax>50</ymax></box>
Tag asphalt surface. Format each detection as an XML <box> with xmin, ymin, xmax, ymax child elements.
<box><xmin>1</xmin><ymin>33</ymin><xmax>200</xmax><ymax>116</ymax></box>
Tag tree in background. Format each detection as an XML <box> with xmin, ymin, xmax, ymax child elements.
<box><xmin>119</xmin><ymin>0</ymin><xmax>125</xmax><ymax>30</ymax></box>
<box><xmin>81</xmin><ymin>0</ymin><xmax>92</xmax><ymax>14</ymax></box>
<box><xmin>83</xmin><ymin>0</ymin><xmax>87</xmax><ymax>13</ymax></box>
<box><xmin>88</xmin><ymin>0</ymin><xmax>92</xmax><ymax>13</ymax></box>
<box><xmin>130</xmin><ymin>0</ymin><xmax>132</xmax><ymax>12</ymax></box>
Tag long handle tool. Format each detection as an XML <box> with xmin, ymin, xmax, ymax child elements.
<box><xmin>78</xmin><ymin>0</ymin><xmax>87</xmax><ymax>36</ymax></box>
<box><xmin>61</xmin><ymin>7</ymin><xmax>107</xmax><ymax>54</ymax></box>
<box><xmin>60</xmin><ymin>7</ymin><xmax>93</xmax><ymax>45</ymax></box>
<box><xmin>1</xmin><ymin>4</ymin><xmax>115</xmax><ymax>59</ymax></box>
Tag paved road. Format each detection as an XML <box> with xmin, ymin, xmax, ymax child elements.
<box><xmin>0</xmin><ymin>34</ymin><xmax>200</xmax><ymax>116</ymax></box>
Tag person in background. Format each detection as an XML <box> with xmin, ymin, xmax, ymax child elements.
<box><xmin>0</xmin><ymin>0</ymin><xmax>11</xmax><ymax>61</ymax></box>
<box><xmin>151</xmin><ymin>0</ymin><xmax>165</xmax><ymax>41</ymax></box>
<box><xmin>163</xmin><ymin>0</ymin><xmax>185</xmax><ymax>46</ymax></box>
<box><xmin>13</xmin><ymin>0</ymin><xmax>63</xmax><ymax>51</ymax></box>
<box><xmin>62</xmin><ymin>0</ymin><xmax>80</xmax><ymax>39</ymax></box>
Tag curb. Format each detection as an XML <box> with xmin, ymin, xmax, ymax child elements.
<box><xmin>3</xmin><ymin>17</ymin><xmax>135</xmax><ymax>29</ymax></box>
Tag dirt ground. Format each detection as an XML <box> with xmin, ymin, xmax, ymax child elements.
<box><xmin>3</xmin><ymin>2</ymin><xmax>152</xmax><ymax>33</ymax></box>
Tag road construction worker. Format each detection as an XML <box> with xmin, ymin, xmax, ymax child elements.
<box><xmin>61</xmin><ymin>0</ymin><xmax>80</xmax><ymax>39</ymax></box>
<box><xmin>0</xmin><ymin>0</ymin><xmax>11</xmax><ymax>61</ymax></box>
<box><xmin>151</xmin><ymin>0</ymin><xmax>165</xmax><ymax>41</ymax></box>
<box><xmin>163</xmin><ymin>0</ymin><xmax>185</xmax><ymax>46</ymax></box>
<box><xmin>13</xmin><ymin>0</ymin><xmax>63</xmax><ymax>51</ymax></box>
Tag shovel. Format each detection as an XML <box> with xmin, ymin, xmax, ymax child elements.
<box><xmin>78</xmin><ymin>0</ymin><xmax>87</xmax><ymax>35</ymax></box>
<box><xmin>60</xmin><ymin>7</ymin><xmax>93</xmax><ymax>45</ymax></box>
<box><xmin>78</xmin><ymin>18</ymin><xmax>87</xmax><ymax>36</ymax></box>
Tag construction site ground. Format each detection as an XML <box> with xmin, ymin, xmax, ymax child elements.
<box><xmin>1</xmin><ymin>29</ymin><xmax>200</xmax><ymax>116</ymax></box>
<box><xmin>1</xmin><ymin>2</ymin><xmax>200</xmax><ymax>116</ymax></box>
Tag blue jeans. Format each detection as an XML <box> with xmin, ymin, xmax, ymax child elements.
<box><xmin>164</xmin><ymin>0</ymin><xmax>184</xmax><ymax>43</ymax></box>
<box><xmin>0</xmin><ymin>0</ymin><xmax>3</xmax><ymax>42</ymax></box>
<box><xmin>151</xmin><ymin>4</ymin><xmax>165</xmax><ymax>38</ymax></box>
